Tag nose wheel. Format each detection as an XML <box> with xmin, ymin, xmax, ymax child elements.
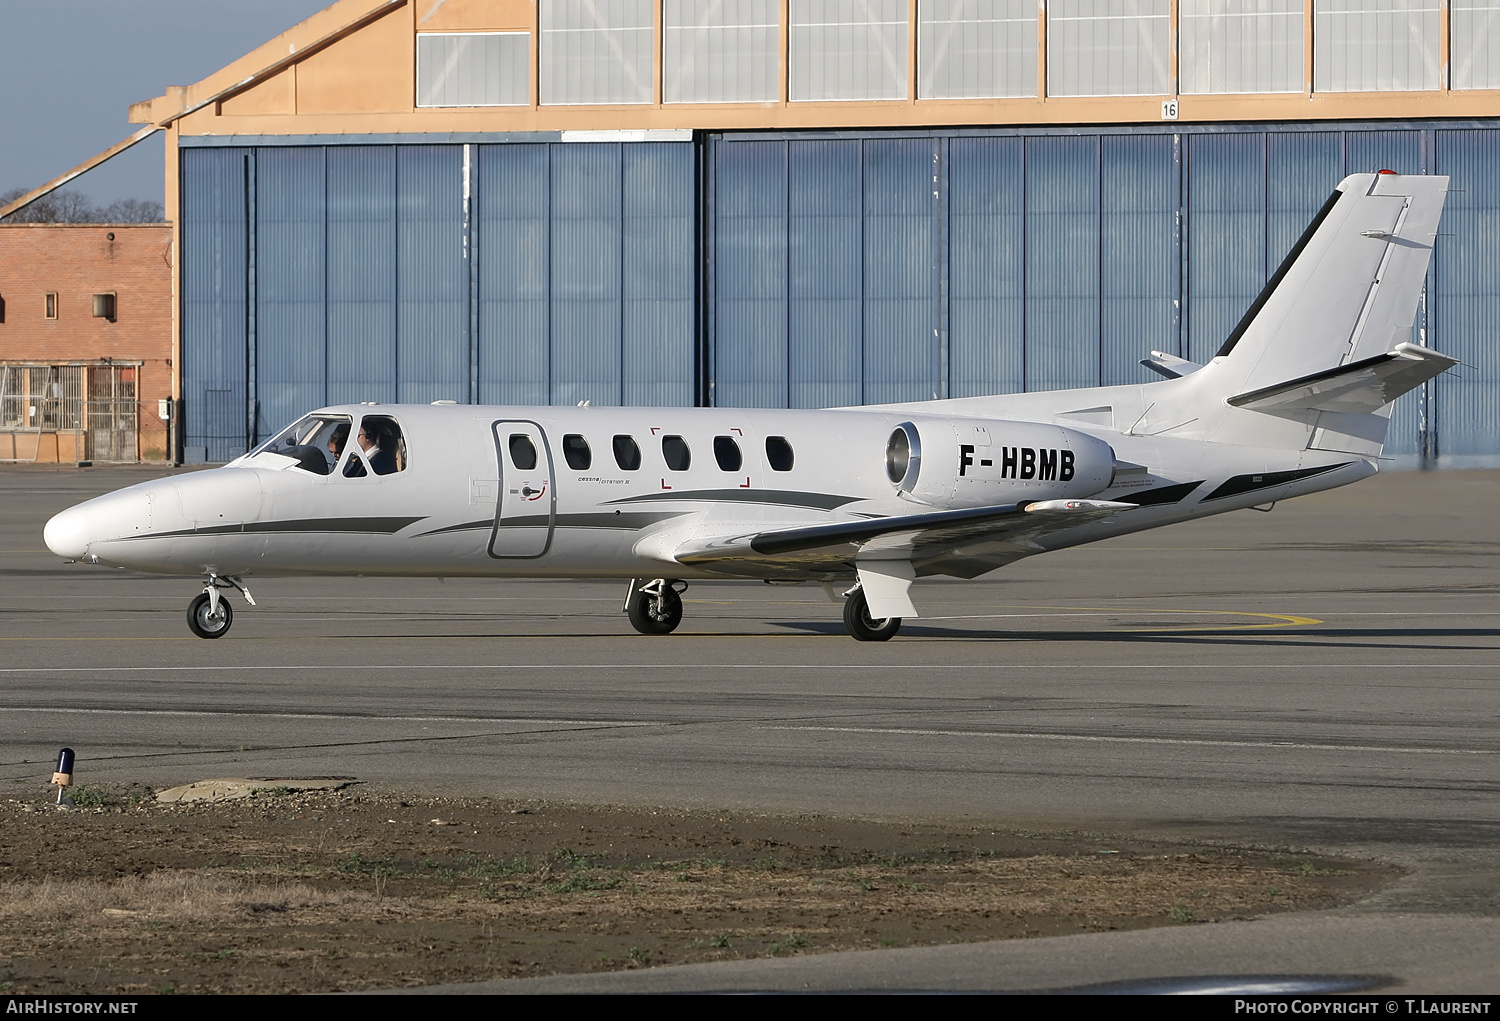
<box><xmin>187</xmin><ymin>592</ymin><xmax>233</xmax><ymax>639</ymax></box>
<box><xmin>625</xmin><ymin>578</ymin><xmax>686</xmax><ymax>635</ymax></box>
<box><xmin>842</xmin><ymin>586</ymin><xmax>901</xmax><ymax>642</ymax></box>
<box><xmin>185</xmin><ymin>574</ymin><xmax>255</xmax><ymax>639</ymax></box>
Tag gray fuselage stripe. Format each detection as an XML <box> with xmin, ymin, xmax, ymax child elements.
<box><xmin>603</xmin><ymin>489</ymin><xmax>860</xmax><ymax>510</ymax></box>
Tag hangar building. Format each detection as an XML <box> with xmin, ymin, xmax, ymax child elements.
<box><xmin>123</xmin><ymin>0</ymin><xmax>1500</xmax><ymax>465</ymax></box>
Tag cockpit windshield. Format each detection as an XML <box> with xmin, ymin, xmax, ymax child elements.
<box><xmin>251</xmin><ymin>414</ymin><xmax>354</xmax><ymax>475</ymax></box>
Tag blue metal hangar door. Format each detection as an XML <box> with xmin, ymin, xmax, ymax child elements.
<box><xmin>179</xmin><ymin>138</ymin><xmax>695</xmax><ymax>462</ymax></box>
<box><xmin>704</xmin><ymin>123</ymin><xmax>1498</xmax><ymax>466</ymax></box>
<box><xmin>1434</xmin><ymin>129</ymin><xmax>1500</xmax><ymax>463</ymax></box>
<box><xmin>180</xmin><ymin>148</ymin><xmax>251</xmax><ymax>464</ymax></box>
<box><xmin>475</xmin><ymin>141</ymin><xmax>695</xmax><ymax>408</ymax></box>
<box><xmin>704</xmin><ymin>131</ymin><xmax>1179</xmax><ymax>409</ymax></box>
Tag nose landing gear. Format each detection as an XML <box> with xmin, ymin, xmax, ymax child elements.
<box><xmin>842</xmin><ymin>584</ymin><xmax>901</xmax><ymax>642</ymax></box>
<box><xmin>625</xmin><ymin>578</ymin><xmax>686</xmax><ymax>635</ymax></box>
<box><xmin>186</xmin><ymin>574</ymin><xmax>255</xmax><ymax>639</ymax></box>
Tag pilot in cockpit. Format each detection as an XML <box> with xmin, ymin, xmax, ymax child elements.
<box><xmin>327</xmin><ymin>423</ymin><xmax>350</xmax><ymax>472</ymax></box>
<box><xmin>343</xmin><ymin>417</ymin><xmax>404</xmax><ymax>477</ymax></box>
<box><xmin>358</xmin><ymin>423</ymin><xmax>395</xmax><ymax>474</ymax></box>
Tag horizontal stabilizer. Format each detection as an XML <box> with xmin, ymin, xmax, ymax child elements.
<box><xmin>1225</xmin><ymin>343</ymin><xmax>1458</xmax><ymax>416</ymax></box>
<box><xmin>1140</xmin><ymin>351</ymin><xmax>1203</xmax><ymax>380</ymax></box>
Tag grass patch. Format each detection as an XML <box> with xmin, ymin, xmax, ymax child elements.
<box><xmin>334</xmin><ymin>853</ymin><xmax>399</xmax><ymax>878</ymax></box>
<box><xmin>68</xmin><ymin>787</ymin><xmax>107</xmax><ymax>808</ymax></box>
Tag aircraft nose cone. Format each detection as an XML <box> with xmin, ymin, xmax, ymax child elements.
<box><xmin>44</xmin><ymin>505</ymin><xmax>92</xmax><ymax>561</ymax></box>
<box><xmin>44</xmin><ymin>489</ymin><xmax>153</xmax><ymax>562</ymax></box>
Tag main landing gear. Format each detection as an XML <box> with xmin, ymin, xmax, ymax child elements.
<box><xmin>625</xmin><ymin>578</ymin><xmax>686</xmax><ymax>635</ymax></box>
<box><xmin>186</xmin><ymin>574</ymin><xmax>255</xmax><ymax>639</ymax></box>
<box><xmin>842</xmin><ymin>584</ymin><xmax>901</xmax><ymax>642</ymax></box>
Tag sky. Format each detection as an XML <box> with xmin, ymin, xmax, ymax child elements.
<box><xmin>1</xmin><ymin>1</ymin><xmax>334</xmax><ymax>207</ymax></box>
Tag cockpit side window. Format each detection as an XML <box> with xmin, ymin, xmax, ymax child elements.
<box><xmin>356</xmin><ymin>415</ymin><xmax>407</xmax><ymax>476</ymax></box>
<box><xmin>256</xmin><ymin>414</ymin><xmax>353</xmax><ymax>475</ymax></box>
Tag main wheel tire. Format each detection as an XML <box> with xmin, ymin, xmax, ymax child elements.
<box><xmin>627</xmin><ymin>584</ymin><xmax>683</xmax><ymax>635</ymax></box>
<box><xmin>187</xmin><ymin>592</ymin><xmax>233</xmax><ymax>639</ymax></box>
<box><xmin>843</xmin><ymin>589</ymin><xmax>901</xmax><ymax>642</ymax></box>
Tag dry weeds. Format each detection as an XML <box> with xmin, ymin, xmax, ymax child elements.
<box><xmin>0</xmin><ymin>873</ymin><xmax>368</xmax><ymax>926</ymax></box>
<box><xmin>0</xmin><ymin>787</ymin><xmax>1397</xmax><ymax>994</ymax></box>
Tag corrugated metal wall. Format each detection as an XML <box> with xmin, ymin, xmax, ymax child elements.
<box><xmin>181</xmin><ymin>148</ymin><xmax>250</xmax><ymax>463</ymax></box>
<box><xmin>182</xmin><ymin>123</ymin><xmax>1500</xmax><ymax>465</ymax></box>
<box><xmin>703</xmin><ymin>122</ymin><xmax>1500</xmax><ymax>464</ymax></box>
<box><xmin>1435</xmin><ymin>130</ymin><xmax>1500</xmax><ymax>459</ymax></box>
<box><xmin>476</xmin><ymin>141</ymin><xmax>694</xmax><ymax>407</ymax></box>
<box><xmin>181</xmin><ymin>140</ymin><xmax>695</xmax><ymax>460</ymax></box>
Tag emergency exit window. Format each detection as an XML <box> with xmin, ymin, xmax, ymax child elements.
<box><xmin>766</xmin><ymin>436</ymin><xmax>795</xmax><ymax>471</ymax></box>
<box><xmin>662</xmin><ymin>435</ymin><xmax>691</xmax><ymax>471</ymax></box>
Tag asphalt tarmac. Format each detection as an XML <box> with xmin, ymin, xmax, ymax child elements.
<box><xmin>2</xmin><ymin>464</ymin><xmax>1497</xmax><ymax>993</ymax></box>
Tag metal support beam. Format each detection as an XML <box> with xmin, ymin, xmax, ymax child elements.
<box><xmin>0</xmin><ymin>127</ymin><xmax>161</xmax><ymax>221</ymax></box>
<box><xmin>0</xmin><ymin>0</ymin><xmax>408</xmax><ymax>222</ymax></box>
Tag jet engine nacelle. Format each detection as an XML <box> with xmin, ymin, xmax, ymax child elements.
<box><xmin>884</xmin><ymin>417</ymin><xmax>1115</xmax><ymax>509</ymax></box>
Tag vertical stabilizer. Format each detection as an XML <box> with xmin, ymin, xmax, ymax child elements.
<box><xmin>1217</xmin><ymin>172</ymin><xmax>1448</xmax><ymax>397</ymax></box>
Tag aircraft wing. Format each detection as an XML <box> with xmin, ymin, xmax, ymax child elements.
<box><xmin>660</xmin><ymin>498</ymin><xmax>1135</xmax><ymax>582</ymax></box>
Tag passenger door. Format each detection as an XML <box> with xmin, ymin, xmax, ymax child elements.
<box><xmin>489</xmin><ymin>420</ymin><xmax>555</xmax><ymax>558</ymax></box>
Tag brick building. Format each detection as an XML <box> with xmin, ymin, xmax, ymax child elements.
<box><xmin>0</xmin><ymin>223</ymin><xmax>173</xmax><ymax>462</ymax></box>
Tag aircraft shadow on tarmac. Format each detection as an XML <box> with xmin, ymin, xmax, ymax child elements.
<box><xmin>771</xmin><ymin>621</ymin><xmax>1500</xmax><ymax>652</ymax></box>
<box><xmin>297</xmin><ymin>623</ymin><xmax>1500</xmax><ymax>652</ymax></box>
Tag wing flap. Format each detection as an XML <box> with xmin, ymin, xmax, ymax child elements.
<box><xmin>667</xmin><ymin>498</ymin><xmax>1135</xmax><ymax>573</ymax></box>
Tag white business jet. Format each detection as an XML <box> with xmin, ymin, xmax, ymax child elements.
<box><xmin>46</xmin><ymin>172</ymin><xmax>1457</xmax><ymax>641</ymax></box>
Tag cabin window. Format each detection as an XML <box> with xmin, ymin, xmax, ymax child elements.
<box><xmin>613</xmin><ymin>434</ymin><xmax>641</xmax><ymax>471</ymax></box>
<box><xmin>562</xmin><ymin>433</ymin><xmax>591</xmax><ymax>470</ymax></box>
<box><xmin>766</xmin><ymin>436</ymin><xmax>794</xmax><ymax>471</ymax></box>
<box><xmin>508</xmin><ymin>433</ymin><xmax>537</xmax><ymax>470</ymax></box>
<box><xmin>713</xmin><ymin>435</ymin><xmax>742</xmax><ymax>472</ymax></box>
<box><xmin>662</xmin><ymin>435</ymin><xmax>691</xmax><ymax>471</ymax></box>
<box><xmin>256</xmin><ymin>414</ymin><xmax>353</xmax><ymax>475</ymax></box>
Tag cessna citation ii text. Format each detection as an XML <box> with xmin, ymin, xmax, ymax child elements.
<box><xmin>46</xmin><ymin>172</ymin><xmax>1458</xmax><ymax>641</ymax></box>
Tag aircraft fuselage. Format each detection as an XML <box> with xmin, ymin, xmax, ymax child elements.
<box><xmin>45</xmin><ymin>400</ymin><xmax>1367</xmax><ymax>584</ymax></box>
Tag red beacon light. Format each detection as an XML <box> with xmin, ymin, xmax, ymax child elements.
<box><xmin>1378</xmin><ymin>169</ymin><xmax>1399</xmax><ymax>175</ymax></box>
